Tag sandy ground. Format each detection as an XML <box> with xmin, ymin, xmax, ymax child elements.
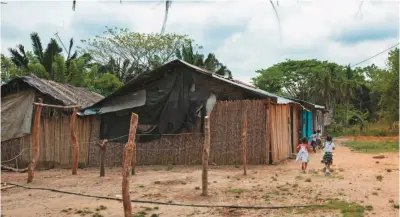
<box><xmin>1</xmin><ymin>138</ymin><xmax>399</xmax><ymax>217</ymax></box>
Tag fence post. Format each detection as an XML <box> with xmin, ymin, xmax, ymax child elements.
<box><xmin>122</xmin><ymin>113</ymin><xmax>138</xmax><ymax>217</ymax></box>
<box><xmin>71</xmin><ymin>107</ymin><xmax>79</xmax><ymax>175</ymax></box>
<box><xmin>242</xmin><ymin>111</ymin><xmax>248</xmax><ymax>175</ymax></box>
<box><xmin>27</xmin><ymin>98</ymin><xmax>43</xmax><ymax>183</ymax></box>
<box><xmin>201</xmin><ymin>116</ymin><xmax>210</xmax><ymax>196</ymax></box>
<box><xmin>96</xmin><ymin>139</ymin><xmax>108</xmax><ymax>177</ymax></box>
<box><xmin>131</xmin><ymin>142</ymin><xmax>136</xmax><ymax>175</ymax></box>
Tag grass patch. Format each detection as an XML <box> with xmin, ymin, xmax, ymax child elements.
<box><xmin>343</xmin><ymin>141</ymin><xmax>399</xmax><ymax>153</ymax></box>
<box><xmin>95</xmin><ymin>205</ymin><xmax>107</xmax><ymax>211</ymax></box>
<box><xmin>227</xmin><ymin>188</ymin><xmax>246</xmax><ymax>194</ymax></box>
<box><xmin>365</xmin><ymin>205</ymin><xmax>373</xmax><ymax>211</ymax></box>
<box><xmin>376</xmin><ymin>175</ymin><xmax>383</xmax><ymax>181</ymax></box>
<box><xmin>92</xmin><ymin>213</ymin><xmax>103</xmax><ymax>217</ymax></box>
<box><xmin>394</xmin><ymin>204</ymin><xmax>400</xmax><ymax>209</ymax></box>
<box><xmin>295</xmin><ymin>199</ymin><xmax>365</xmax><ymax>217</ymax></box>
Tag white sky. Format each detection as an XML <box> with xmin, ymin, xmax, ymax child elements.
<box><xmin>1</xmin><ymin>0</ymin><xmax>399</xmax><ymax>84</ymax></box>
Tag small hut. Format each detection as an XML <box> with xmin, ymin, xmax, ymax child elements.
<box><xmin>1</xmin><ymin>75</ymin><xmax>103</xmax><ymax>168</ymax></box>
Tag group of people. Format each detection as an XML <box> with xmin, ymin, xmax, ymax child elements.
<box><xmin>295</xmin><ymin>129</ymin><xmax>336</xmax><ymax>175</ymax></box>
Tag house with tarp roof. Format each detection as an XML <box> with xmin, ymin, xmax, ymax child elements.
<box><xmin>83</xmin><ymin>59</ymin><xmax>326</xmax><ymax>166</ymax></box>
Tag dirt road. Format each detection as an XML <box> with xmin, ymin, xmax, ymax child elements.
<box><xmin>1</xmin><ymin>140</ymin><xmax>399</xmax><ymax>217</ymax></box>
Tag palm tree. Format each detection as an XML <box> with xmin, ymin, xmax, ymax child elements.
<box><xmin>176</xmin><ymin>43</ymin><xmax>233</xmax><ymax>78</ymax></box>
<box><xmin>8</xmin><ymin>45</ymin><xmax>29</xmax><ymax>69</ymax></box>
<box><xmin>65</xmin><ymin>38</ymin><xmax>78</xmax><ymax>72</ymax></box>
<box><xmin>30</xmin><ymin>32</ymin><xmax>63</xmax><ymax>79</ymax></box>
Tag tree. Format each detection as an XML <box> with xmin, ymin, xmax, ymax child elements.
<box><xmin>374</xmin><ymin>48</ymin><xmax>399</xmax><ymax>122</ymax></box>
<box><xmin>1</xmin><ymin>54</ymin><xmax>27</xmax><ymax>81</ymax></box>
<box><xmin>252</xmin><ymin>59</ymin><xmax>344</xmax><ymax>108</ymax></box>
<box><xmin>30</xmin><ymin>32</ymin><xmax>63</xmax><ymax>79</ymax></box>
<box><xmin>80</xmin><ymin>27</ymin><xmax>193</xmax><ymax>79</ymax></box>
<box><xmin>175</xmin><ymin>43</ymin><xmax>233</xmax><ymax>78</ymax></box>
<box><xmin>8</xmin><ymin>45</ymin><xmax>29</xmax><ymax>69</ymax></box>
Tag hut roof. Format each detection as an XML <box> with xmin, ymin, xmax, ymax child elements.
<box><xmin>2</xmin><ymin>75</ymin><xmax>104</xmax><ymax>108</ymax></box>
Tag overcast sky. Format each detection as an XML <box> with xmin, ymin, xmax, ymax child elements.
<box><xmin>1</xmin><ymin>0</ymin><xmax>399</xmax><ymax>84</ymax></box>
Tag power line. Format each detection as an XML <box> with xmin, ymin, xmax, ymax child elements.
<box><xmin>351</xmin><ymin>43</ymin><xmax>400</xmax><ymax>67</ymax></box>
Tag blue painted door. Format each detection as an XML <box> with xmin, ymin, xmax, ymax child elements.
<box><xmin>307</xmin><ymin>111</ymin><xmax>313</xmax><ymax>141</ymax></box>
<box><xmin>302</xmin><ymin>111</ymin><xmax>307</xmax><ymax>138</ymax></box>
<box><xmin>302</xmin><ymin>110</ymin><xmax>313</xmax><ymax>142</ymax></box>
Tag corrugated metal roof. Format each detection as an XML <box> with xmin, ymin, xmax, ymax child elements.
<box><xmin>2</xmin><ymin>75</ymin><xmax>104</xmax><ymax>108</ymax></box>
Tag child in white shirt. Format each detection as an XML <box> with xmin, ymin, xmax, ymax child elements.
<box><xmin>321</xmin><ymin>135</ymin><xmax>335</xmax><ymax>175</ymax></box>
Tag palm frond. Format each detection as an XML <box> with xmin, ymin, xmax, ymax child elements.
<box><xmin>161</xmin><ymin>0</ymin><xmax>172</xmax><ymax>34</ymax></box>
<box><xmin>72</xmin><ymin>0</ymin><xmax>76</xmax><ymax>11</ymax></box>
<box><xmin>269</xmin><ymin>0</ymin><xmax>282</xmax><ymax>42</ymax></box>
<box><xmin>30</xmin><ymin>32</ymin><xmax>44</xmax><ymax>63</ymax></box>
<box><xmin>67</xmin><ymin>38</ymin><xmax>74</xmax><ymax>59</ymax></box>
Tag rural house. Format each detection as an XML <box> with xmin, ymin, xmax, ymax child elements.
<box><xmin>83</xmin><ymin>59</ymin><xmax>325</xmax><ymax>166</ymax></box>
<box><xmin>1</xmin><ymin>75</ymin><xmax>103</xmax><ymax>168</ymax></box>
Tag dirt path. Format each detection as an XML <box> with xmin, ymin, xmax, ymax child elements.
<box><xmin>1</xmin><ymin>140</ymin><xmax>399</xmax><ymax>217</ymax></box>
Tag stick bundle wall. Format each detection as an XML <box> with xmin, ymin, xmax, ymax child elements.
<box><xmin>2</xmin><ymin>99</ymin><xmax>298</xmax><ymax>167</ymax></box>
<box><xmin>88</xmin><ymin>100</ymin><xmax>268</xmax><ymax>166</ymax></box>
<box><xmin>1</xmin><ymin>115</ymin><xmax>94</xmax><ymax>168</ymax></box>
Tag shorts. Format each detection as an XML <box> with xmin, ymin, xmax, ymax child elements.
<box><xmin>311</xmin><ymin>141</ymin><xmax>317</xmax><ymax>147</ymax></box>
<box><xmin>322</xmin><ymin>152</ymin><xmax>333</xmax><ymax>164</ymax></box>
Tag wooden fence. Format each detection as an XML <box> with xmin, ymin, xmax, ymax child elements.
<box><xmin>88</xmin><ymin>100</ymin><xmax>269</xmax><ymax>166</ymax></box>
<box><xmin>1</xmin><ymin>115</ymin><xmax>95</xmax><ymax>168</ymax></box>
<box><xmin>2</xmin><ymin>99</ymin><xmax>298</xmax><ymax>168</ymax></box>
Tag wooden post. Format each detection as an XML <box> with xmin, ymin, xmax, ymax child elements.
<box><xmin>71</xmin><ymin>108</ymin><xmax>79</xmax><ymax>175</ymax></box>
<box><xmin>27</xmin><ymin>98</ymin><xmax>43</xmax><ymax>183</ymax></box>
<box><xmin>122</xmin><ymin>113</ymin><xmax>138</xmax><ymax>217</ymax></box>
<box><xmin>265</xmin><ymin>98</ymin><xmax>271</xmax><ymax>164</ymax></box>
<box><xmin>242</xmin><ymin>111</ymin><xmax>248</xmax><ymax>175</ymax></box>
<box><xmin>96</xmin><ymin>139</ymin><xmax>108</xmax><ymax>177</ymax></box>
<box><xmin>201</xmin><ymin>116</ymin><xmax>210</xmax><ymax>196</ymax></box>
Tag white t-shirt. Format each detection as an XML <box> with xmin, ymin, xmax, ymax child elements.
<box><xmin>316</xmin><ymin>133</ymin><xmax>321</xmax><ymax>140</ymax></box>
<box><xmin>324</xmin><ymin>141</ymin><xmax>335</xmax><ymax>152</ymax></box>
<box><xmin>311</xmin><ymin>134</ymin><xmax>317</xmax><ymax>141</ymax></box>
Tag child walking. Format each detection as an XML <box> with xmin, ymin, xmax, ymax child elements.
<box><xmin>321</xmin><ymin>135</ymin><xmax>335</xmax><ymax>175</ymax></box>
<box><xmin>316</xmin><ymin>129</ymin><xmax>322</xmax><ymax>149</ymax></box>
<box><xmin>310</xmin><ymin>131</ymin><xmax>317</xmax><ymax>153</ymax></box>
<box><xmin>296</xmin><ymin>137</ymin><xmax>310</xmax><ymax>173</ymax></box>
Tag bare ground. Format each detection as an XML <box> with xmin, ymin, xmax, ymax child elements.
<box><xmin>1</xmin><ymin>138</ymin><xmax>399</xmax><ymax>217</ymax></box>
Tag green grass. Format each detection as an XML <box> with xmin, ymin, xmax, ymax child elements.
<box><xmin>227</xmin><ymin>188</ymin><xmax>246</xmax><ymax>194</ymax></box>
<box><xmin>343</xmin><ymin>141</ymin><xmax>399</xmax><ymax>153</ymax></box>
<box><xmin>291</xmin><ymin>199</ymin><xmax>365</xmax><ymax>217</ymax></box>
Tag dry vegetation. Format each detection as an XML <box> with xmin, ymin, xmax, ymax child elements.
<box><xmin>1</xmin><ymin>138</ymin><xmax>399</xmax><ymax>217</ymax></box>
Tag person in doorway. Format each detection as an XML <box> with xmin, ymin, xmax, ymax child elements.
<box><xmin>316</xmin><ymin>129</ymin><xmax>322</xmax><ymax>149</ymax></box>
<box><xmin>296</xmin><ymin>137</ymin><xmax>310</xmax><ymax>173</ymax></box>
<box><xmin>321</xmin><ymin>135</ymin><xmax>335</xmax><ymax>175</ymax></box>
<box><xmin>310</xmin><ymin>131</ymin><xmax>317</xmax><ymax>153</ymax></box>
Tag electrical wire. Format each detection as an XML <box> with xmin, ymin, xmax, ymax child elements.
<box><xmin>2</xmin><ymin>182</ymin><xmax>325</xmax><ymax>210</ymax></box>
<box><xmin>351</xmin><ymin>43</ymin><xmax>399</xmax><ymax>67</ymax></box>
